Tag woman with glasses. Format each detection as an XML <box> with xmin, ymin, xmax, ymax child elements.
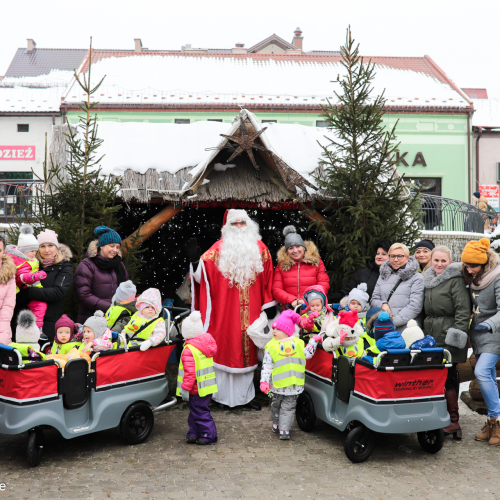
<box><xmin>461</xmin><ymin>238</ymin><xmax>500</xmax><ymax>446</ymax></box>
<box><xmin>423</xmin><ymin>245</ymin><xmax>470</xmax><ymax>440</ymax></box>
<box><xmin>371</xmin><ymin>243</ymin><xmax>424</xmax><ymax>333</ymax></box>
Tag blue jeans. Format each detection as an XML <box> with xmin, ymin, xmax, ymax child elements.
<box><xmin>475</xmin><ymin>353</ymin><xmax>500</xmax><ymax>418</ymax></box>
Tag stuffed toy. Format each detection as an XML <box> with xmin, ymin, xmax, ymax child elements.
<box><xmin>323</xmin><ymin>310</ymin><xmax>366</xmax><ymax>358</ymax></box>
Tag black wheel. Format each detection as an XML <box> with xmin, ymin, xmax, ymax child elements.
<box><xmin>27</xmin><ymin>427</ymin><xmax>44</xmax><ymax>467</ymax></box>
<box><xmin>120</xmin><ymin>403</ymin><xmax>154</xmax><ymax>445</ymax></box>
<box><xmin>296</xmin><ymin>392</ymin><xmax>316</xmax><ymax>432</ymax></box>
<box><xmin>344</xmin><ymin>425</ymin><xmax>374</xmax><ymax>463</ymax></box>
<box><xmin>417</xmin><ymin>429</ymin><xmax>444</xmax><ymax>454</ymax></box>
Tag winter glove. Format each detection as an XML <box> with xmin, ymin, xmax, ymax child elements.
<box><xmin>475</xmin><ymin>322</ymin><xmax>491</xmax><ymax>331</ymax></box>
<box><xmin>264</xmin><ymin>306</ymin><xmax>277</xmax><ymax>321</ymax></box>
<box><xmin>300</xmin><ymin>315</ymin><xmax>315</xmax><ymax>332</ymax></box>
<box><xmin>179</xmin><ymin>388</ymin><xmax>190</xmax><ymax>401</ymax></box>
<box><xmin>140</xmin><ymin>339</ymin><xmax>152</xmax><ymax>351</ymax></box>
<box><xmin>260</xmin><ymin>382</ymin><xmax>270</xmax><ymax>394</ymax></box>
<box><xmin>22</xmin><ymin>270</ymin><xmax>47</xmax><ymax>285</ymax></box>
<box><xmin>185</xmin><ymin>237</ymin><xmax>201</xmax><ymax>263</ymax></box>
<box><xmin>312</xmin><ymin>335</ymin><xmax>323</xmax><ymax>344</ymax></box>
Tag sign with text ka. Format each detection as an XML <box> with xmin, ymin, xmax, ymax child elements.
<box><xmin>0</xmin><ymin>146</ymin><xmax>35</xmax><ymax>160</ymax></box>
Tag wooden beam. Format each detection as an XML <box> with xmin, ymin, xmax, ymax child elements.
<box><xmin>304</xmin><ymin>209</ymin><xmax>325</xmax><ymax>222</ymax></box>
<box><xmin>122</xmin><ymin>203</ymin><xmax>183</xmax><ymax>252</ymax></box>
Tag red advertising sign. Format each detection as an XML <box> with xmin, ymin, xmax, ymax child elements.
<box><xmin>479</xmin><ymin>185</ymin><xmax>499</xmax><ymax>210</ymax></box>
<box><xmin>0</xmin><ymin>146</ymin><xmax>35</xmax><ymax>160</ymax></box>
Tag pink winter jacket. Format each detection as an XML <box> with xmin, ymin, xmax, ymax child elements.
<box><xmin>273</xmin><ymin>241</ymin><xmax>330</xmax><ymax>306</ymax></box>
<box><xmin>0</xmin><ymin>254</ymin><xmax>18</xmax><ymax>344</ymax></box>
<box><xmin>181</xmin><ymin>333</ymin><xmax>217</xmax><ymax>395</ymax></box>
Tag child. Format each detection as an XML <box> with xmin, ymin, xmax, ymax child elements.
<box><xmin>9</xmin><ymin>310</ymin><xmax>46</xmax><ymax>364</ymax></box>
<box><xmin>340</xmin><ymin>283</ymin><xmax>369</xmax><ymax>326</ymax></box>
<box><xmin>363</xmin><ymin>312</ymin><xmax>406</xmax><ymax>364</ymax></box>
<box><xmin>123</xmin><ymin>288</ymin><xmax>166</xmax><ymax>351</ymax></box>
<box><xmin>176</xmin><ymin>311</ymin><xmax>218</xmax><ymax>445</ymax></box>
<box><xmin>299</xmin><ymin>285</ymin><xmax>335</xmax><ymax>334</ymax></box>
<box><xmin>105</xmin><ymin>280</ymin><xmax>138</xmax><ymax>332</ymax></box>
<box><xmin>51</xmin><ymin>314</ymin><xmax>82</xmax><ymax>355</ymax></box>
<box><xmin>260</xmin><ymin>310</ymin><xmax>321</xmax><ymax>440</ymax></box>
<box><xmin>6</xmin><ymin>224</ymin><xmax>47</xmax><ymax>329</ymax></box>
<box><xmin>80</xmin><ymin>311</ymin><xmax>113</xmax><ymax>353</ymax></box>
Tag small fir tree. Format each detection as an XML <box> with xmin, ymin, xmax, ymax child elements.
<box><xmin>312</xmin><ymin>27</ymin><xmax>422</xmax><ymax>291</ymax></box>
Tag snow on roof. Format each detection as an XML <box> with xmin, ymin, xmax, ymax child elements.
<box><xmin>0</xmin><ymin>85</ymin><xmax>65</xmax><ymax>112</ymax></box>
<box><xmin>63</xmin><ymin>54</ymin><xmax>470</xmax><ymax>109</ymax></box>
<box><xmin>0</xmin><ymin>69</ymin><xmax>75</xmax><ymax>87</ymax></box>
<box><xmin>472</xmin><ymin>98</ymin><xmax>500</xmax><ymax>128</ymax></box>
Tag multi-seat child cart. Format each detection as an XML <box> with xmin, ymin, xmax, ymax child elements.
<box><xmin>0</xmin><ymin>307</ymin><xmax>190</xmax><ymax>467</ymax></box>
<box><xmin>296</xmin><ymin>345</ymin><xmax>452</xmax><ymax>463</ymax></box>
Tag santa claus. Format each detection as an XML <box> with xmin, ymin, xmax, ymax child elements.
<box><xmin>187</xmin><ymin>210</ymin><xmax>276</xmax><ymax>409</ymax></box>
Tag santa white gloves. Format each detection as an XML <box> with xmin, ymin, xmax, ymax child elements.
<box><xmin>140</xmin><ymin>339</ymin><xmax>152</xmax><ymax>351</ymax></box>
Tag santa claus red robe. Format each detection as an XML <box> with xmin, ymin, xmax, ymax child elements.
<box><xmin>192</xmin><ymin>239</ymin><xmax>275</xmax><ymax>372</ymax></box>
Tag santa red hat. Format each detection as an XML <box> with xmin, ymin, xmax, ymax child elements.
<box><xmin>337</xmin><ymin>310</ymin><xmax>359</xmax><ymax>328</ymax></box>
<box><xmin>223</xmin><ymin>209</ymin><xmax>249</xmax><ymax>227</ymax></box>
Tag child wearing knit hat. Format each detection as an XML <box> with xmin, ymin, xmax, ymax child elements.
<box><xmin>80</xmin><ymin>311</ymin><xmax>113</xmax><ymax>353</ymax></box>
<box><xmin>177</xmin><ymin>311</ymin><xmax>218</xmax><ymax>445</ymax></box>
<box><xmin>363</xmin><ymin>311</ymin><xmax>406</xmax><ymax>364</ymax></box>
<box><xmin>300</xmin><ymin>285</ymin><xmax>335</xmax><ymax>334</ymax></box>
<box><xmin>9</xmin><ymin>310</ymin><xmax>46</xmax><ymax>364</ymax></box>
<box><xmin>105</xmin><ymin>280</ymin><xmax>138</xmax><ymax>333</ymax></box>
<box><xmin>5</xmin><ymin>224</ymin><xmax>48</xmax><ymax>329</ymax></box>
<box><xmin>260</xmin><ymin>310</ymin><xmax>321</xmax><ymax>440</ymax></box>
<box><xmin>122</xmin><ymin>288</ymin><xmax>166</xmax><ymax>351</ymax></box>
<box><xmin>50</xmin><ymin>314</ymin><xmax>82</xmax><ymax>355</ymax></box>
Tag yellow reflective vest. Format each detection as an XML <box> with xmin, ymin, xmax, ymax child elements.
<box><xmin>50</xmin><ymin>341</ymin><xmax>82</xmax><ymax>355</ymax></box>
<box><xmin>266</xmin><ymin>337</ymin><xmax>306</xmax><ymax>388</ymax></box>
<box><xmin>125</xmin><ymin>313</ymin><xmax>163</xmax><ymax>346</ymax></box>
<box><xmin>105</xmin><ymin>304</ymin><xmax>132</xmax><ymax>329</ymax></box>
<box><xmin>176</xmin><ymin>344</ymin><xmax>218</xmax><ymax>397</ymax></box>
<box><xmin>9</xmin><ymin>342</ymin><xmax>47</xmax><ymax>364</ymax></box>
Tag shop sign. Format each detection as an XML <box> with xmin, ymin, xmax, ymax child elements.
<box><xmin>0</xmin><ymin>146</ymin><xmax>35</xmax><ymax>160</ymax></box>
<box><xmin>395</xmin><ymin>152</ymin><xmax>427</xmax><ymax>167</ymax></box>
<box><xmin>479</xmin><ymin>185</ymin><xmax>499</xmax><ymax>211</ymax></box>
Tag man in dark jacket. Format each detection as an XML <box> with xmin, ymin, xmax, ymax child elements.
<box><xmin>330</xmin><ymin>240</ymin><xmax>392</xmax><ymax>303</ymax></box>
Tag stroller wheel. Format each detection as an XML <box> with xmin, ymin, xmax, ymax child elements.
<box><xmin>296</xmin><ymin>392</ymin><xmax>316</xmax><ymax>432</ymax></box>
<box><xmin>120</xmin><ymin>402</ymin><xmax>154</xmax><ymax>445</ymax></box>
<box><xmin>344</xmin><ymin>425</ymin><xmax>374</xmax><ymax>463</ymax></box>
<box><xmin>27</xmin><ymin>427</ymin><xmax>44</xmax><ymax>467</ymax></box>
<box><xmin>417</xmin><ymin>429</ymin><xmax>444</xmax><ymax>454</ymax></box>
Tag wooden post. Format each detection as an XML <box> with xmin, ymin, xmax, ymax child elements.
<box><xmin>304</xmin><ymin>209</ymin><xmax>325</xmax><ymax>222</ymax></box>
<box><xmin>122</xmin><ymin>203</ymin><xmax>183</xmax><ymax>253</ymax></box>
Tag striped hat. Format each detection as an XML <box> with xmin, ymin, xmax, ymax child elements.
<box><xmin>373</xmin><ymin>311</ymin><xmax>395</xmax><ymax>341</ymax></box>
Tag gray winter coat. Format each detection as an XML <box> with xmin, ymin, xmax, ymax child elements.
<box><xmin>371</xmin><ymin>256</ymin><xmax>424</xmax><ymax>332</ymax></box>
<box><xmin>468</xmin><ymin>249</ymin><xmax>500</xmax><ymax>357</ymax></box>
<box><xmin>423</xmin><ymin>263</ymin><xmax>471</xmax><ymax>363</ymax></box>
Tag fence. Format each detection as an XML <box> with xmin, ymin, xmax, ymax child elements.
<box><xmin>0</xmin><ymin>181</ymin><xmax>43</xmax><ymax>224</ymax></box>
<box><xmin>420</xmin><ymin>194</ymin><xmax>497</xmax><ymax>233</ymax></box>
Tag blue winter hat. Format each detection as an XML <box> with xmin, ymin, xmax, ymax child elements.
<box><xmin>94</xmin><ymin>226</ymin><xmax>122</xmax><ymax>247</ymax></box>
<box><xmin>373</xmin><ymin>311</ymin><xmax>395</xmax><ymax>341</ymax></box>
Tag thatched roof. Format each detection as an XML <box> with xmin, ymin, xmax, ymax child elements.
<box><xmin>50</xmin><ymin>110</ymin><xmax>325</xmax><ymax>204</ymax></box>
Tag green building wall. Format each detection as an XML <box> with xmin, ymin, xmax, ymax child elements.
<box><xmin>66</xmin><ymin>110</ymin><xmax>470</xmax><ymax>202</ymax></box>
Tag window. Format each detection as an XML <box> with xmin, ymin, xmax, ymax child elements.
<box><xmin>316</xmin><ymin>121</ymin><xmax>329</xmax><ymax>128</ymax></box>
<box><xmin>208</xmin><ymin>119</ymin><xmax>223</xmax><ymax>122</ymax></box>
<box><xmin>175</xmin><ymin>119</ymin><xmax>190</xmax><ymax>124</ymax></box>
<box><xmin>0</xmin><ymin>172</ymin><xmax>33</xmax><ymax>180</ymax></box>
<box><xmin>405</xmin><ymin>177</ymin><xmax>442</xmax><ymax>196</ymax></box>
<box><xmin>262</xmin><ymin>120</ymin><xmax>277</xmax><ymax>123</ymax></box>
<box><xmin>17</xmin><ymin>124</ymin><xmax>29</xmax><ymax>132</ymax></box>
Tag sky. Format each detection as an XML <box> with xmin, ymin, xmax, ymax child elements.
<box><xmin>1</xmin><ymin>0</ymin><xmax>499</xmax><ymax>98</ymax></box>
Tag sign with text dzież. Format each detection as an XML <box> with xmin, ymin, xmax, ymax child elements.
<box><xmin>0</xmin><ymin>146</ymin><xmax>35</xmax><ymax>160</ymax></box>
<box><xmin>479</xmin><ymin>185</ymin><xmax>499</xmax><ymax>211</ymax></box>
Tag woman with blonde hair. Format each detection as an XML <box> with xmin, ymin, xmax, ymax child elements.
<box><xmin>371</xmin><ymin>242</ymin><xmax>424</xmax><ymax>332</ymax></box>
<box><xmin>423</xmin><ymin>245</ymin><xmax>470</xmax><ymax>440</ymax></box>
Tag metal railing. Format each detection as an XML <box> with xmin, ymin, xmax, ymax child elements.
<box><xmin>419</xmin><ymin>194</ymin><xmax>497</xmax><ymax>233</ymax></box>
<box><xmin>0</xmin><ymin>181</ymin><xmax>44</xmax><ymax>223</ymax></box>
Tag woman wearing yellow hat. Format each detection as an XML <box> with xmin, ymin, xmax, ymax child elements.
<box><xmin>461</xmin><ymin>237</ymin><xmax>500</xmax><ymax>446</ymax></box>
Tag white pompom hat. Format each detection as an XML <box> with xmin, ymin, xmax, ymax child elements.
<box><xmin>182</xmin><ymin>311</ymin><xmax>204</xmax><ymax>340</ymax></box>
<box><xmin>17</xmin><ymin>224</ymin><xmax>39</xmax><ymax>254</ymax></box>
<box><xmin>401</xmin><ymin>319</ymin><xmax>424</xmax><ymax>349</ymax></box>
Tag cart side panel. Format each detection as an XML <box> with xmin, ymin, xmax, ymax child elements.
<box><xmin>305</xmin><ymin>349</ymin><xmax>333</xmax><ymax>385</ymax></box>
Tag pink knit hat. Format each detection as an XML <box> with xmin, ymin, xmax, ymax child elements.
<box><xmin>272</xmin><ymin>310</ymin><xmax>301</xmax><ymax>337</ymax></box>
<box><xmin>55</xmin><ymin>314</ymin><xmax>75</xmax><ymax>334</ymax></box>
<box><xmin>37</xmin><ymin>229</ymin><xmax>59</xmax><ymax>248</ymax></box>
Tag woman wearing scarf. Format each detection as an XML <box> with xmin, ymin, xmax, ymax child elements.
<box><xmin>74</xmin><ymin>226</ymin><xmax>129</xmax><ymax>324</ymax></box>
<box><xmin>15</xmin><ymin>229</ymin><xmax>73</xmax><ymax>343</ymax></box>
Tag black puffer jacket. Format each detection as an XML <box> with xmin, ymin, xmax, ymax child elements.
<box><xmin>15</xmin><ymin>245</ymin><xmax>73</xmax><ymax>343</ymax></box>
<box><xmin>330</xmin><ymin>260</ymin><xmax>380</xmax><ymax>303</ymax></box>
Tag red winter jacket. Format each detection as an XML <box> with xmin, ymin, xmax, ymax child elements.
<box><xmin>181</xmin><ymin>332</ymin><xmax>218</xmax><ymax>395</ymax></box>
<box><xmin>272</xmin><ymin>241</ymin><xmax>330</xmax><ymax>306</ymax></box>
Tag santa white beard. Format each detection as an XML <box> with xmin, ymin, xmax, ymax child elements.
<box><xmin>219</xmin><ymin>219</ymin><xmax>264</xmax><ymax>288</ymax></box>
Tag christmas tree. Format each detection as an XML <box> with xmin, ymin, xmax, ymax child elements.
<box><xmin>312</xmin><ymin>27</ymin><xmax>422</xmax><ymax>291</ymax></box>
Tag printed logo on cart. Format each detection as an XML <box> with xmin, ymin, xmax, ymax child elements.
<box><xmin>394</xmin><ymin>379</ymin><xmax>433</xmax><ymax>391</ymax></box>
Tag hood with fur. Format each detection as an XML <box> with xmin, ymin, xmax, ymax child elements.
<box><xmin>277</xmin><ymin>240</ymin><xmax>320</xmax><ymax>272</ymax></box>
<box><xmin>379</xmin><ymin>255</ymin><xmax>420</xmax><ymax>281</ymax></box>
<box><xmin>0</xmin><ymin>253</ymin><xmax>16</xmax><ymax>284</ymax></box>
<box><xmin>58</xmin><ymin>244</ymin><xmax>73</xmax><ymax>262</ymax></box>
<box><xmin>423</xmin><ymin>262</ymin><xmax>463</xmax><ymax>289</ymax></box>
<box><xmin>87</xmin><ymin>239</ymin><xmax>123</xmax><ymax>258</ymax></box>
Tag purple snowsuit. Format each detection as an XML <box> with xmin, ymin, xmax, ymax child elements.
<box><xmin>73</xmin><ymin>240</ymin><xmax>129</xmax><ymax>323</ymax></box>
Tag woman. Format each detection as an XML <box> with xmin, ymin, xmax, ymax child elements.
<box><xmin>371</xmin><ymin>243</ymin><xmax>424</xmax><ymax>332</ymax></box>
<box><xmin>414</xmin><ymin>239</ymin><xmax>435</xmax><ymax>273</ymax></box>
<box><xmin>273</xmin><ymin>226</ymin><xmax>329</xmax><ymax>308</ymax></box>
<box><xmin>330</xmin><ymin>240</ymin><xmax>392</xmax><ymax>303</ymax></box>
<box><xmin>0</xmin><ymin>234</ymin><xmax>17</xmax><ymax>344</ymax></box>
<box><xmin>461</xmin><ymin>238</ymin><xmax>500</xmax><ymax>446</ymax></box>
<box><xmin>423</xmin><ymin>245</ymin><xmax>470</xmax><ymax>440</ymax></box>
<box><xmin>74</xmin><ymin>226</ymin><xmax>129</xmax><ymax>323</ymax></box>
<box><xmin>16</xmin><ymin>229</ymin><xmax>73</xmax><ymax>343</ymax></box>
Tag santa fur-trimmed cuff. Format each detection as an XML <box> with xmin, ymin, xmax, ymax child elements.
<box><xmin>445</xmin><ymin>328</ymin><xmax>468</xmax><ymax>349</ymax></box>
